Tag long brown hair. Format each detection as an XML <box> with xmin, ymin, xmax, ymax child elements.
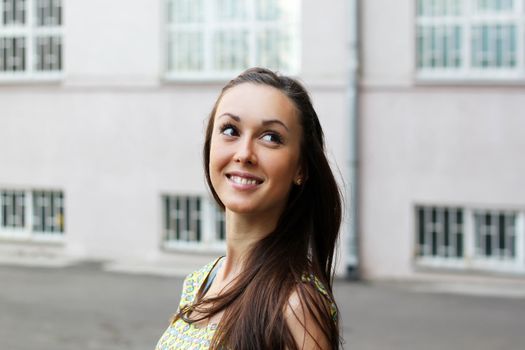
<box><xmin>178</xmin><ymin>67</ymin><xmax>342</xmax><ymax>349</ymax></box>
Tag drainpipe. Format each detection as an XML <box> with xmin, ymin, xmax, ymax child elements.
<box><xmin>346</xmin><ymin>0</ymin><xmax>360</xmax><ymax>280</ymax></box>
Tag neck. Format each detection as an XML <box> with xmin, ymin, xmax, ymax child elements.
<box><xmin>221</xmin><ymin>209</ymin><xmax>279</xmax><ymax>280</ymax></box>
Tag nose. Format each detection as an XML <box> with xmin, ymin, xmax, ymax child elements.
<box><xmin>234</xmin><ymin>137</ymin><xmax>257</xmax><ymax>165</ymax></box>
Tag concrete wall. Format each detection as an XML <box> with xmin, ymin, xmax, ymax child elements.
<box><xmin>0</xmin><ymin>1</ymin><xmax>350</xmax><ymax>275</ymax></box>
<box><xmin>359</xmin><ymin>0</ymin><xmax>525</xmax><ymax>278</ymax></box>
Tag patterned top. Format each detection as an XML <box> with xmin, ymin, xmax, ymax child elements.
<box><xmin>155</xmin><ymin>257</ymin><xmax>336</xmax><ymax>350</ymax></box>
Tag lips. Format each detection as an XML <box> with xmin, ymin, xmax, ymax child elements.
<box><xmin>229</xmin><ymin>175</ymin><xmax>259</xmax><ymax>185</ymax></box>
<box><xmin>226</xmin><ymin>172</ymin><xmax>264</xmax><ymax>187</ymax></box>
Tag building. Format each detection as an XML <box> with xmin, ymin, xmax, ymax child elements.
<box><xmin>2</xmin><ymin>0</ymin><xmax>524</xmax><ymax>280</ymax></box>
<box><xmin>359</xmin><ymin>0</ymin><xmax>525</xmax><ymax>278</ymax></box>
<box><xmin>0</xmin><ymin>0</ymin><xmax>351</xmax><ymax>274</ymax></box>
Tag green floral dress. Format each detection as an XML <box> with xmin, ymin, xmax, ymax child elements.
<box><xmin>155</xmin><ymin>257</ymin><xmax>336</xmax><ymax>350</ymax></box>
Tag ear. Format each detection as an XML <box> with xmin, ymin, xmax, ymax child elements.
<box><xmin>293</xmin><ymin>164</ymin><xmax>308</xmax><ymax>186</ymax></box>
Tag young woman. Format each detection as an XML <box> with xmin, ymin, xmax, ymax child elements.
<box><xmin>156</xmin><ymin>67</ymin><xmax>342</xmax><ymax>349</ymax></box>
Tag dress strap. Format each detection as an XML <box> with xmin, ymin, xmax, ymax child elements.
<box><xmin>301</xmin><ymin>273</ymin><xmax>338</xmax><ymax>321</ymax></box>
<box><xmin>201</xmin><ymin>256</ymin><xmax>224</xmax><ymax>295</ymax></box>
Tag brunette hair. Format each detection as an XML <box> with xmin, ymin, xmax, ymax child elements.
<box><xmin>179</xmin><ymin>67</ymin><xmax>342</xmax><ymax>349</ymax></box>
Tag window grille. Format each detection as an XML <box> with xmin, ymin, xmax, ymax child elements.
<box><xmin>0</xmin><ymin>0</ymin><xmax>63</xmax><ymax>80</ymax></box>
<box><xmin>416</xmin><ymin>0</ymin><xmax>525</xmax><ymax>80</ymax></box>
<box><xmin>416</xmin><ymin>206</ymin><xmax>464</xmax><ymax>258</ymax></box>
<box><xmin>1</xmin><ymin>190</ymin><xmax>25</xmax><ymax>229</ymax></box>
<box><xmin>0</xmin><ymin>188</ymin><xmax>64</xmax><ymax>240</ymax></box>
<box><xmin>214</xmin><ymin>205</ymin><xmax>226</xmax><ymax>241</ymax></box>
<box><xmin>163</xmin><ymin>194</ymin><xmax>226</xmax><ymax>249</ymax></box>
<box><xmin>164</xmin><ymin>195</ymin><xmax>202</xmax><ymax>242</ymax></box>
<box><xmin>474</xmin><ymin>210</ymin><xmax>516</xmax><ymax>259</ymax></box>
<box><xmin>165</xmin><ymin>0</ymin><xmax>300</xmax><ymax>79</ymax></box>
<box><xmin>32</xmin><ymin>190</ymin><xmax>64</xmax><ymax>233</ymax></box>
<box><xmin>415</xmin><ymin>204</ymin><xmax>525</xmax><ymax>273</ymax></box>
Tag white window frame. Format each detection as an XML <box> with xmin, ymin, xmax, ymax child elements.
<box><xmin>0</xmin><ymin>188</ymin><xmax>65</xmax><ymax>243</ymax></box>
<box><xmin>416</xmin><ymin>0</ymin><xmax>525</xmax><ymax>81</ymax></box>
<box><xmin>163</xmin><ymin>0</ymin><xmax>301</xmax><ymax>81</ymax></box>
<box><xmin>415</xmin><ymin>204</ymin><xmax>525</xmax><ymax>274</ymax></box>
<box><xmin>162</xmin><ymin>194</ymin><xmax>226</xmax><ymax>252</ymax></box>
<box><xmin>0</xmin><ymin>0</ymin><xmax>64</xmax><ymax>82</ymax></box>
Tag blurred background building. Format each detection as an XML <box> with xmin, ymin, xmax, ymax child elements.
<box><xmin>360</xmin><ymin>0</ymin><xmax>525</xmax><ymax>278</ymax></box>
<box><xmin>0</xmin><ymin>0</ymin><xmax>524</xmax><ymax>279</ymax></box>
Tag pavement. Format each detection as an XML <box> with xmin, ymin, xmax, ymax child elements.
<box><xmin>1</xmin><ymin>261</ymin><xmax>525</xmax><ymax>350</ymax></box>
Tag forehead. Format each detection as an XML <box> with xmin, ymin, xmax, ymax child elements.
<box><xmin>215</xmin><ymin>83</ymin><xmax>298</xmax><ymax>124</ymax></box>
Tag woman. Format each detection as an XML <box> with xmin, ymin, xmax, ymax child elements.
<box><xmin>156</xmin><ymin>67</ymin><xmax>342</xmax><ymax>349</ymax></box>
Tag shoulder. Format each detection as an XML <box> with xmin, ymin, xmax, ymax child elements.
<box><xmin>284</xmin><ymin>276</ymin><xmax>338</xmax><ymax>350</ymax></box>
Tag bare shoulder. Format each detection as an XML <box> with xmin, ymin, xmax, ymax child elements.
<box><xmin>284</xmin><ymin>284</ymin><xmax>335</xmax><ymax>350</ymax></box>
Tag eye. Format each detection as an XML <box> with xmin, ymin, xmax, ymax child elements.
<box><xmin>261</xmin><ymin>132</ymin><xmax>283</xmax><ymax>145</ymax></box>
<box><xmin>219</xmin><ymin>123</ymin><xmax>238</xmax><ymax>137</ymax></box>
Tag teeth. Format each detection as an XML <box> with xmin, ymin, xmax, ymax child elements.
<box><xmin>230</xmin><ymin>175</ymin><xmax>258</xmax><ymax>185</ymax></box>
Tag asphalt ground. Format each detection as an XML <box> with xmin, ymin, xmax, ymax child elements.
<box><xmin>1</xmin><ymin>262</ymin><xmax>524</xmax><ymax>350</ymax></box>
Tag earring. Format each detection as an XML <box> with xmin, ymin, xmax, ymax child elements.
<box><xmin>295</xmin><ymin>178</ymin><xmax>303</xmax><ymax>186</ymax></box>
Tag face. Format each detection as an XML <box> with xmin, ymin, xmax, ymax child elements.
<box><xmin>209</xmin><ymin>83</ymin><xmax>303</xmax><ymax>218</ymax></box>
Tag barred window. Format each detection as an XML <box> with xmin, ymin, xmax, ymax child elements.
<box><xmin>474</xmin><ymin>210</ymin><xmax>516</xmax><ymax>259</ymax></box>
<box><xmin>415</xmin><ymin>204</ymin><xmax>524</xmax><ymax>272</ymax></box>
<box><xmin>416</xmin><ymin>0</ymin><xmax>525</xmax><ymax>80</ymax></box>
<box><xmin>32</xmin><ymin>190</ymin><xmax>64</xmax><ymax>233</ymax></box>
<box><xmin>164</xmin><ymin>195</ymin><xmax>202</xmax><ymax>242</ymax></box>
<box><xmin>165</xmin><ymin>0</ymin><xmax>300</xmax><ymax>79</ymax></box>
<box><xmin>0</xmin><ymin>188</ymin><xmax>64</xmax><ymax>239</ymax></box>
<box><xmin>163</xmin><ymin>194</ymin><xmax>226</xmax><ymax>249</ymax></box>
<box><xmin>0</xmin><ymin>0</ymin><xmax>63</xmax><ymax>79</ymax></box>
<box><xmin>214</xmin><ymin>205</ymin><xmax>226</xmax><ymax>241</ymax></box>
<box><xmin>416</xmin><ymin>206</ymin><xmax>464</xmax><ymax>258</ymax></box>
<box><xmin>1</xmin><ymin>190</ymin><xmax>25</xmax><ymax>229</ymax></box>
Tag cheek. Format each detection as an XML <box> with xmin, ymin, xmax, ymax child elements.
<box><xmin>209</xmin><ymin>139</ymin><xmax>228</xmax><ymax>177</ymax></box>
<box><xmin>267</xmin><ymin>152</ymin><xmax>300</xmax><ymax>183</ymax></box>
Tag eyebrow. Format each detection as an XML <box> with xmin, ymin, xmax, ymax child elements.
<box><xmin>218</xmin><ymin>113</ymin><xmax>290</xmax><ymax>131</ymax></box>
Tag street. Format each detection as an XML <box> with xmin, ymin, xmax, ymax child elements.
<box><xmin>1</xmin><ymin>262</ymin><xmax>524</xmax><ymax>350</ymax></box>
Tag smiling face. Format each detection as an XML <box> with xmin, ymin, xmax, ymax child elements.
<box><xmin>209</xmin><ymin>83</ymin><xmax>303</xmax><ymax>218</ymax></box>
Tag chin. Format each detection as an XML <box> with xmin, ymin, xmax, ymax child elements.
<box><xmin>224</xmin><ymin>202</ymin><xmax>259</xmax><ymax>214</ymax></box>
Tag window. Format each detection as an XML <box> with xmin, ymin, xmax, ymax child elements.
<box><xmin>165</xmin><ymin>0</ymin><xmax>300</xmax><ymax>79</ymax></box>
<box><xmin>416</xmin><ymin>0</ymin><xmax>525</xmax><ymax>80</ymax></box>
<box><xmin>164</xmin><ymin>195</ymin><xmax>202</xmax><ymax>242</ymax></box>
<box><xmin>163</xmin><ymin>194</ymin><xmax>225</xmax><ymax>250</ymax></box>
<box><xmin>415</xmin><ymin>205</ymin><xmax>525</xmax><ymax>272</ymax></box>
<box><xmin>1</xmin><ymin>190</ymin><xmax>25</xmax><ymax>229</ymax></box>
<box><xmin>416</xmin><ymin>206</ymin><xmax>464</xmax><ymax>258</ymax></box>
<box><xmin>0</xmin><ymin>0</ymin><xmax>63</xmax><ymax>80</ymax></box>
<box><xmin>474</xmin><ymin>210</ymin><xmax>516</xmax><ymax>260</ymax></box>
<box><xmin>0</xmin><ymin>189</ymin><xmax>65</xmax><ymax>240</ymax></box>
<box><xmin>32</xmin><ymin>190</ymin><xmax>64</xmax><ymax>233</ymax></box>
<box><xmin>214</xmin><ymin>205</ymin><xmax>226</xmax><ymax>241</ymax></box>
